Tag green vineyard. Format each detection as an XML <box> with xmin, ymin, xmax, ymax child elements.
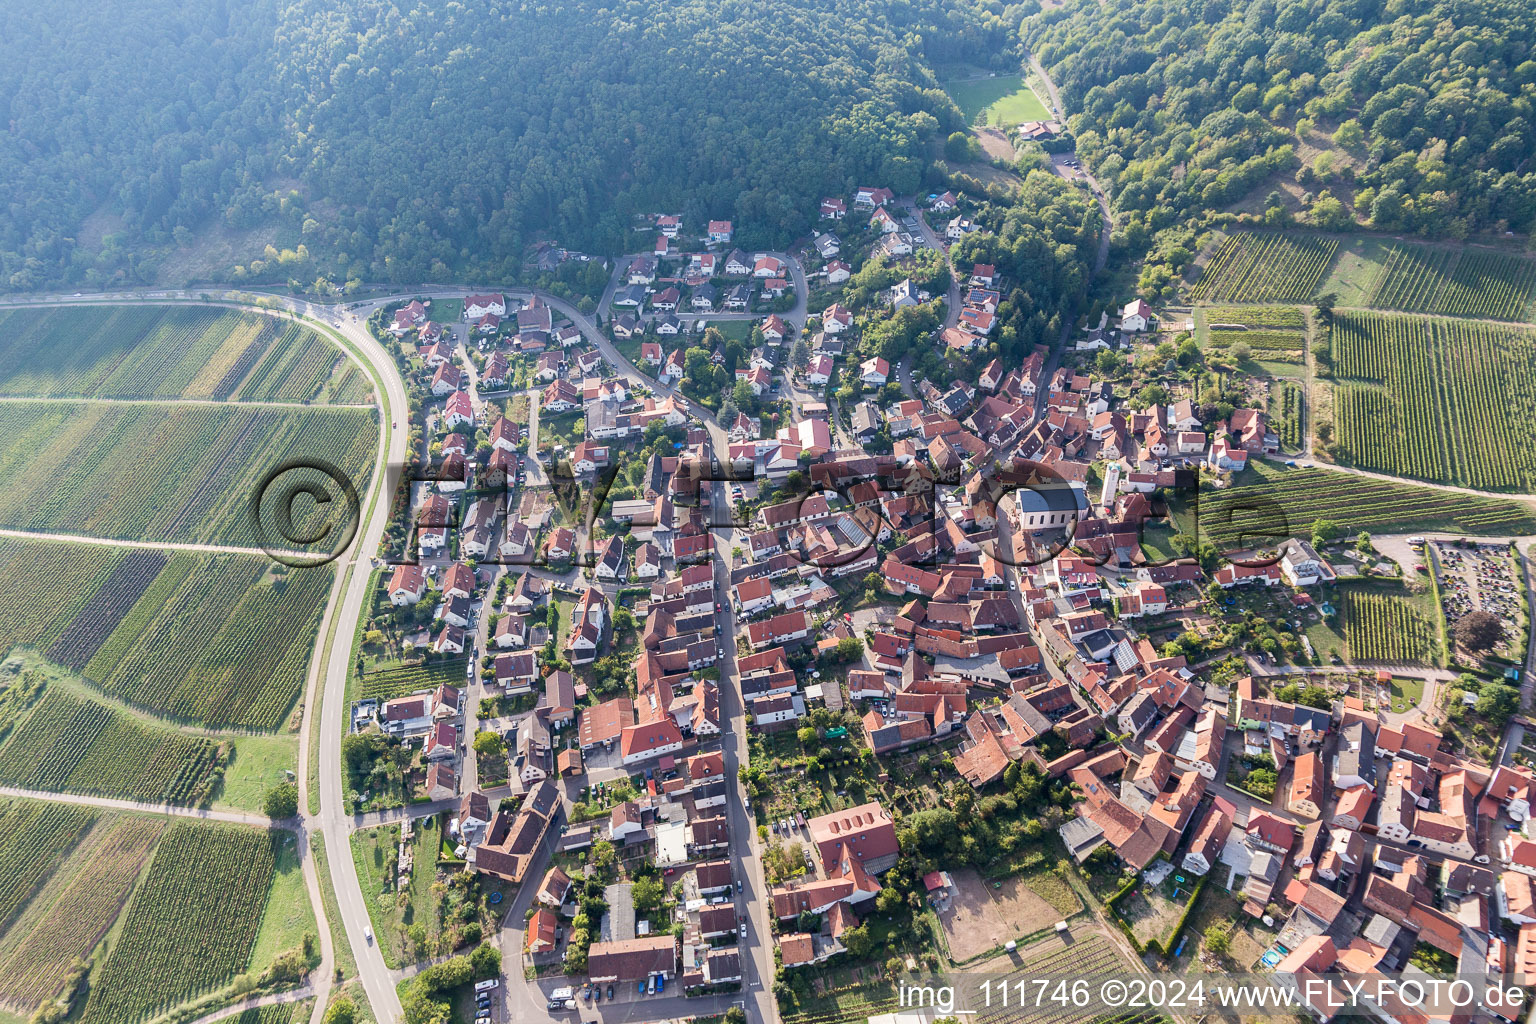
<box><xmin>356</xmin><ymin>658</ymin><xmax>470</xmax><ymax>702</ymax></box>
<box><xmin>1202</xmin><ymin>305</ymin><xmax>1307</xmax><ymax>329</ymax></box>
<box><xmin>0</xmin><ymin>400</ymin><xmax>375</xmax><ymax>546</ymax></box>
<box><xmin>83</xmin><ymin>554</ymin><xmax>333</xmax><ymax>729</ymax></box>
<box><xmin>1189</xmin><ymin>233</ymin><xmax>1337</xmax><ymax>303</ymax></box>
<box><xmin>0</xmin><ymin>538</ymin><xmax>335</xmax><ymax>729</ymax></box>
<box><xmin>82</xmin><ymin>821</ymin><xmax>278</xmax><ymax>1024</ymax></box>
<box><xmin>0</xmin><ymin>815</ymin><xmax>166</xmax><ymax>1011</ymax></box>
<box><xmin>1329</xmin><ymin>311</ymin><xmax>1536</xmax><ymax>490</ymax></box>
<box><xmin>1269</xmin><ymin>380</ymin><xmax>1304</xmax><ymax>451</ymax></box>
<box><xmin>0</xmin><ymin>691</ymin><xmax>223</xmax><ymax>803</ymax></box>
<box><xmin>0</xmin><ymin>306</ymin><xmax>356</xmax><ymax>402</ymax></box>
<box><xmin>1366</xmin><ymin>244</ymin><xmax>1536</xmax><ymax>321</ymax></box>
<box><xmin>1340</xmin><ymin>591</ymin><xmax>1436</xmax><ymax>664</ymax></box>
<box><xmin>0</xmin><ymin>799</ymin><xmax>98</xmax><ymax>936</ymax></box>
<box><xmin>1198</xmin><ymin>466</ymin><xmax>1536</xmax><ymax>548</ymax></box>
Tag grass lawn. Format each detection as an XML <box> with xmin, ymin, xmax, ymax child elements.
<box><xmin>1175</xmin><ymin>890</ymin><xmax>1271</xmax><ymax>970</ymax></box>
<box><xmin>1314</xmin><ymin>237</ymin><xmax>1399</xmax><ymax>308</ymax></box>
<box><xmin>944</xmin><ymin>74</ymin><xmax>1050</xmax><ymax>126</ymax></box>
<box><xmin>1252</xmin><ymin>358</ymin><xmax>1306</xmax><ymax>378</ymax></box>
<box><xmin>216</xmin><ymin>732</ymin><xmax>300</xmax><ymax>814</ymax></box>
<box><xmin>699</xmin><ymin>319</ymin><xmax>754</xmax><ymax>342</ymax></box>
<box><xmin>429</xmin><ymin>298</ymin><xmax>464</xmax><ymax>322</ymax></box>
<box><xmin>250</xmin><ymin>829</ymin><xmax>318</xmax><ymax>970</ymax></box>
<box><xmin>1390</xmin><ymin>675</ymin><xmax>1425</xmax><ymax>713</ymax></box>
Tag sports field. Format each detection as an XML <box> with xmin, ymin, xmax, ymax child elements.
<box><xmin>945</xmin><ymin>74</ymin><xmax>1050</xmax><ymax>126</ymax></box>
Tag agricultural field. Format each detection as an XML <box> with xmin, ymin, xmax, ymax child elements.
<box><xmin>0</xmin><ymin>799</ymin><xmax>98</xmax><ymax>936</ymax></box>
<box><xmin>1327</xmin><ymin>312</ymin><xmax>1536</xmax><ymax>490</ymax></box>
<box><xmin>1365</xmin><ymin>244</ymin><xmax>1536</xmax><ymax>321</ymax></box>
<box><xmin>943</xmin><ymin>74</ymin><xmax>1050</xmax><ymax>126</ymax></box>
<box><xmin>82</xmin><ymin>554</ymin><xmax>332</xmax><ymax>729</ymax></box>
<box><xmin>355</xmin><ymin>658</ymin><xmax>470</xmax><ymax>703</ymax></box>
<box><xmin>0</xmin><ymin>814</ymin><xmax>165</xmax><ymax>1013</ymax></box>
<box><xmin>1339</xmin><ymin>590</ymin><xmax>1438</xmax><ymax>664</ymax></box>
<box><xmin>1188</xmin><ymin>233</ymin><xmax>1337</xmax><ymax>303</ymax></box>
<box><xmin>0</xmin><ymin>306</ymin><xmax>359</xmax><ymax>402</ymax></box>
<box><xmin>973</xmin><ymin>935</ymin><xmax>1169</xmax><ymax>1024</ymax></box>
<box><xmin>1201</xmin><ymin>306</ymin><xmax>1307</xmax><ymax>329</ymax></box>
<box><xmin>1197</xmin><ymin>464</ymin><xmax>1536</xmax><ymax>549</ymax></box>
<box><xmin>0</xmin><ymin>538</ymin><xmax>334</xmax><ymax>729</ymax></box>
<box><xmin>1269</xmin><ymin>380</ymin><xmax>1304</xmax><ymax>451</ymax></box>
<box><xmin>81</xmin><ymin>821</ymin><xmax>279</xmax><ymax>1024</ymax></box>
<box><xmin>0</xmin><ymin>688</ymin><xmax>223</xmax><ymax>804</ymax></box>
<box><xmin>0</xmin><ymin>400</ymin><xmax>375</xmax><ymax>546</ymax></box>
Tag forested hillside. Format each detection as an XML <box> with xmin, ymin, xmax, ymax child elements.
<box><xmin>1025</xmin><ymin>0</ymin><xmax>1536</xmax><ymax>296</ymax></box>
<box><xmin>0</xmin><ymin>0</ymin><xmax>1018</xmax><ymax>292</ymax></box>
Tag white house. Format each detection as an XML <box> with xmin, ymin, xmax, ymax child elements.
<box><xmin>1121</xmin><ymin>299</ymin><xmax>1153</xmax><ymax>333</ymax></box>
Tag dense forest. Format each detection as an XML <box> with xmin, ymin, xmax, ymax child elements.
<box><xmin>0</xmin><ymin>0</ymin><xmax>1024</xmax><ymax>292</ymax></box>
<box><xmin>1025</xmin><ymin>0</ymin><xmax>1536</xmax><ymax>295</ymax></box>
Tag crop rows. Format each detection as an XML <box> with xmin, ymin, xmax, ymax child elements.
<box><xmin>0</xmin><ymin>691</ymin><xmax>222</xmax><ymax>803</ymax></box>
<box><xmin>1270</xmin><ymin>380</ymin><xmax>1303</xmax><ymax>451</ymax></box>
<box><xmin>329</xmin><ymin>362</ymin><xmax>373</xmax><ymax>404</ymax></box>
<box><xmin>0</xmin><ymin>815</ymin><xmax>165</xmax><ymax>1011</ymax></box>
<box><xmin>976</xmin><ymin>936</ymin><xmax>1149</xmax><ymax>1024</ymax></box>
<box><xmin>233</xmin><ymin>1004</ymin><xmax>311</xmax><ymax>1024</ymax></box>
<box><xmin>357</xmin><ymin>658</ymin><xmax>470</xmax><ymax>702</ymax></box>
<box><xmin>0</xmin><ymin>306</ymin><xmax>354</xmax><ymax>401</ymax></box>
<box><xmin>82</xmin><ymin>821</ymin><xmax>277</xmax><ymax>1024</ymax></box>
<box><xmin>1329</xmin><ymin>312</ymin><xmax>1536</xmax><ymax>490</ymax></box>
<box><xmin>1189</xmin><ymin>233</ymin><xmax>1337</xmax><ymax>303</ymax></box>
<box><xmin>1199</xmin><ymin>468</ymin><xmax>1536</xmax><ymax>548</ymax></box>
<box><xmin>1367</xmin><ymin>245</ymin><xmax>1536</xmax><ymax>321</ymax></box>
<box><xmin>1225</xmin><ymin>330</ymin><xmax>1304</xmax><ymax>352</ymax></box>
<box><xmin>0</xmin><ymin>799</ymin><xmax>98</xmax><ymax>936</ymax></box>
<box><xmin>85</xmin><ymin>555</ymin><xmax>333</xmax><ymax>729</ymax></box>
<box><xmin>1204</xmin><ymin>305</ymin><xmax>1307</xmax><ymax>328</ymax></box>
<box><xmin>1341</xmin><ymin>591</ymin><xmax>1435</xmax><ymax>663</ymax></box>
<box><xmin>232</xmin><ymin>322</ymin><xmax>346</xmax><ymax>402</ymax></box>
<box><xmin>0</xmin><ymin>401</ymin><xmax>375</xmax><ymax>546</ymax></box>
<box><xmin>45</xmin><ymin>550</ymin><xmax>168</xmax><ymax>670</ymax></box>
<box><xmin>0</xmin><ymin>539</ymin><xmax>129</xmax><ymax>656</ymax></box>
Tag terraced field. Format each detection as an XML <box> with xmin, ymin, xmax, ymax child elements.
<box><xmin>81</xmin><ymin>821</ymin><xmax>279</xmax><ymax>1024</ymax></box>
<box><xmin>0</xmin><ymin>814</ymin><xmax>165</xmax><ymax>1013</ymax></box>
<box><xmin>0</xmin><ymin>305</ymin><xmax>357</xmax><ymax>401</ymax></box>
<box><xmin>0</xmin><ymin>400</ymin><xmax>374</xmax><ymax>546</ymax></box>
<box><xmin>1327</xmin><ymin>312</ymin><xmax>1536</xmax><ymax>490</ymax></box>
<box><xmin>0</xmin><ymin>538</ymin><xmax>334</xmax><ymax>729</ymax></box>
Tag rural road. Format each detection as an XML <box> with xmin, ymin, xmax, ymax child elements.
<box><xmin>0</xmin><ymin>785</ymin><xmax>283</xmax><ymax>826</ymax></box>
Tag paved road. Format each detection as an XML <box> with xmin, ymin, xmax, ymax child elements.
<box><xmin>1028</xmin><ymin>53</ymin><xmax>1113</xmax><ymax>278</ymax></box>
<box><xmin>307</xmin><ymin>298</ymin><xmax>413</xmax><ymax>1024</ymax></box>
<box><xmin>902</xmin><ymin>201</ymin><xmax>960</xmax><ymax>329</ymax></box>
